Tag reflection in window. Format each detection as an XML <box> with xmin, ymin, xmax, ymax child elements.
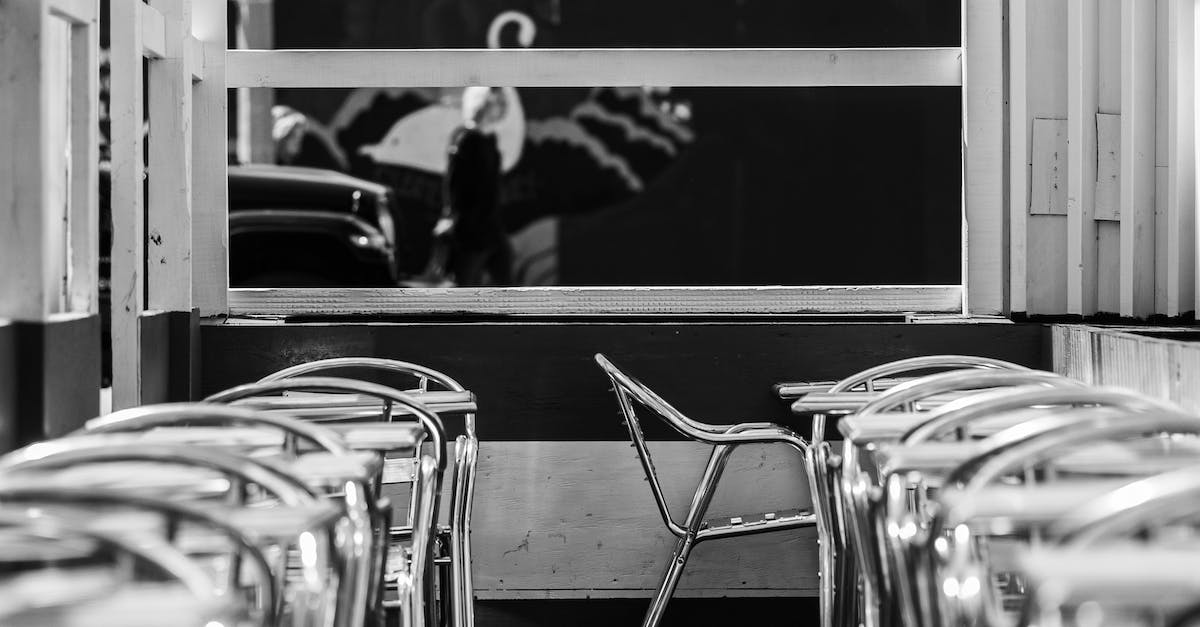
<box><xmin>223</xmin><ymin>0</ymin><xmax>963</xmax><ymax>289</ymax></box>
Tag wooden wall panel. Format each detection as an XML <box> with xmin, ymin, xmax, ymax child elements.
<box><xmin>200</xmin><ymin>321</ymin><xmax>1048</xmax><ymax>597</ymax></box>
<box><xmin>1019</xmin><ymin>2</ymin><xmax>1069</xmax><ymax>316</ymax></box>
<box><xmin>1027</xmin><ymin>216</ymin><xmax>1070</xmax><ymax>315</ymax></box>
<box><xmin>201</xmin><ymin>322</ymin><xmax>1051</xmax><ymax>441</ymax></box>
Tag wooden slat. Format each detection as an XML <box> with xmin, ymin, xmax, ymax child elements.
<box><xmin>109</xmin><ymin>0</ymin><xmax>145</xmax><ymax>408</ymax></box>
<box><xmin>47</xmin><ymin>0</ymin><xmax>95</xmax><ymax>24</ymax></box>
<box><xmin>191</xmin><ymin>0</ymin><xmax>229</xmax><ymax>316</ymax></box>
<box><xmin>1067</xmin><ymin>0</ymin><xmax>1100</xmax><ymax>315</ymax></box>
<box><xmin>1155</xmin><ymin>0</ymin><xmax>1169</xmax><ymax>314</ymax></box>
<box><xmin>1163</xmin><ymin>0</ymin><xmax>1196</xmax><ymax>316</ymax></box>
<box><xmin>1120</xmin><ymin>0</ymin><xmax>1157</xmax><ymax>317</ymax></box>
<box><xmin>187</xmin><ymin>35</ymin><xmax>204</xmax><ymax>81</ymax></box>
<box><xmin>233</xmin><ymin>0</ymin><xmax>274</xmax><ymax>164</ymax></box>
<box><xmin>67</xmin><ymin>11</ymin><xmax>100</xmax><ymax>314</ymax></box>
<box><xmin>1027</xmin><ymin>216</ymin><xmax>1069</xmax><ymax>314</ymax></box>
<box><xmin>1030</xmin><ymin>118</ymin><xmax>1068</xmax><ymax>216</ymax></box>
<box><xmin>1098</xmin><ymin>222</ymin><xmax>1121</xmax><ymax>312</ymax></box>
<box><xmin>1094</xmin><ymin>113</ymin><xmax>1121</xmax><ymax>220</ymax></box>
<box><xmin>0</xmin><ymin>0</ymin><xmax>54</xmax><ymax>321</ymax></box>
<box><xmin>964</xmin><ymin>0</ymin><xmax>1005</xmax><ymax>315</ymax></box>
<box><xmin>1023</xmin><ymin>1</ymin><xmax>1069</xmax><ymax>316</ymax></box>
<box><xmin>225</xmin><ymin>47</ymin><xmax>964</xmax><ymax>89</ymax></box>
<box><xmin>147</xmin><ymin>0</ymin><xmax>193</xmax><ymax>312</ymax></box>
<box><xmin>140</xmin><ymin>1</ymin><xmax>166</xmax><ymax>59</ymax></box>
<box><xmin>1009</xmin><ymin>0</ymin><xmax>1029</xmax><ymax>314</ymax></box>
<box><xmin>227</xmin><ymin>285</ymin><xmax>964</xmax><ymax>317</ymax></box>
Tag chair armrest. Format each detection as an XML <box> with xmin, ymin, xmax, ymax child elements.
<box><xmin>699</xmin><ymin>424</ymin><xmax>808</xmax><ymax>450</ymax></box>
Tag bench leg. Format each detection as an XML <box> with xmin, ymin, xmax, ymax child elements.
<box><xmin>642</xmin><ymin>535</ymin><xmax>695</xmax><ymax>627</ymax></box>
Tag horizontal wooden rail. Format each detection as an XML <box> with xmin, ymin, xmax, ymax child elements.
<box><xmin>226</xmin><ymin>47</ymin><xmax>963</xmax><ymax>88</ymax></box>
<box><xmin>140</xmin><ymin>1</ymin><xmax>166</xmax><ymax>59</ymax></box>
<box><xmin>47</xmin><ymin>0</ymin><xmax>94</xmax><ymax>24</ymax></box>
<box><xmin>228</xmin><ymin>285</ymin><xmax>964</xmax><ymax>317</ymax></box>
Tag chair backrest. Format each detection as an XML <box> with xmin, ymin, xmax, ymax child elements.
<box><xmin>0</xmin><ymin>483</ymin><xmax>279</xmax><ymax>625</ymax></box>
<box><xmin>595</xmin><ymin>353</ymin><xmax>715</xmax><ymax>535</ymax></box>
<box><xmin>259</xmin><ymin>357</ymin><xmax>477</xmax><ymax>437</ymax></box>
<box><xmin>1049</xmin><ymin>462</ymin><xmax>1200</xmax><ymax>545</ymax></box>
<box><xmin>205</xmin><ymin>376</ymin><xmax>447</xmax><ymax>471</ymax></box>
<box><xmin>82</xmin><ymin>403</ymin><xmax>352</xmax><ymax>456</ymax></box>
<box><xmin>830</xmin><ymin>355</ymin><xmax>1028</xmax><ymax>394</ymax></box>
<box><xmin>901</xmin><ymin>385</ymin><xmax>1167</xmax><ymax>444</ymax></box>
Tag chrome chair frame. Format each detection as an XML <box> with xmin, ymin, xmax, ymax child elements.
<box><xmin>0</xmin><ymin>439</ymin><xmax>342</xmax><ymax>627</ymax></box>
<box><xmin>206</xmin><ymin>376</ymin><xmax>447</xmax><ymax>627</ymax></box>
<box><xmin>258</xmin><ymin>357</ymin><xmax>479</xmax><ymax>627</ymax></box>
<box><xmin>78</xmin><ymin>403</ymin><xmax>375</xmax><ymax>627</ymax></box>
<box><xmin>836</xmin><ymin>368</ymin><xmax>1068</xmax><ymax>627</ymax></box>
<box><xmin>0</xmin><ymin>508</ymin><xmax>234</xmax><ymax>623</ymax></box>
<box><xmin>789</xmin><ymin>355</ymin><xmax>1029</xmax><ymax>627</ymax></box>
<box><xmin>0</xmin><ymin>483</ymin><xmax>279</xmax><ymax>625</ymax></box>
<box><xmin>920</xmin><ymin>408</ymin><xmax>1200</xmax><ymax>627</ymax></box>
<box><xmin>595</xmin><ymin>354</ymin><xmax>816</xmax><ymax>627</ymax></box>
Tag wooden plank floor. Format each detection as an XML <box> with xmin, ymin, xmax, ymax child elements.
<box><xmin>390</xmin><ymin>441</ymin><xmax>817</xmax><ymax>599</ymax></box>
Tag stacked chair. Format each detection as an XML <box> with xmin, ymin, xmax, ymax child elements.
<box><xmin>0</xmin><ymin>357</ymin><xmax>478</xmax><ymax>627</ymax></box>
<box><xmin>600</xmin><ymin>353</ymin><xmax>1200</xmax><ymax>627</ymax></box>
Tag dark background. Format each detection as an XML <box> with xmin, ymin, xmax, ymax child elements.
<box><xmin>270</xmin><ymin>0</ymin><xmax>964</xmax><ymax>286</ymax></box>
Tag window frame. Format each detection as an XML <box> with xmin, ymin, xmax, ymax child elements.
<box><xmin>202</xmin><ymin>0</ymin><xmax>1005</xmax><ymax>318</ymax></box>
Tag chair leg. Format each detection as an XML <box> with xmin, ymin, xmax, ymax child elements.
<box><xmin>642</xmin><ymin>535</ymin><xmax>695</xmax><ymax>627</ymax></box>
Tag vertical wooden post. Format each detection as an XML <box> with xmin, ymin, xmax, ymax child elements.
<box><xmin>192</xmin><ymin>0</ymin><xmax>230</xmax><ymax>317</ymax></box>
<box><xmin>0</xmin><ymin>0</ymin><xmax>55</xmax><ymax>322</ymax></box>
<box><xmin>0</xmin><ymin>0</ymin><xmax>101</xmax><ymax>446</ymax></box>
<box><xmin>68</xmin><ymin>2</ymin><xmax>101</xmax><ymax>316</ymax></box>
<box><xmin>1163</xmin><ymin>0</ymin><xmax>1196</xmax><ymax>317</ymax></box>
<box><xmin>1067</xmin><ymin>0</ymin><xmax>1100</xmax><ymax>316</ymax></box>
<box><xmin>1120</xmin><ymin>0</ymin><xmax>1157</xmax><ymax>318</ymax></box>
<box><xmin>235</xmin><ymin>0</ymin><xmax>275</xmax><ymax>164</ymax></box>
<box><xmin>109</xmin><ymin>0</ymin><xmax>146</xmax><ymax>409</ymax></box>
<box><xmin>964</xmin><ymin>0</ymin><xmax>1008</xmax><ymax>315</ymax></box>
<box><xmin>148</xmin><ymin>0</ymin><xmax>194</xmax><ymax>312</ymax></box>
<box><xmin>1010</xmin><ymin>0</ymin><xmax>1029</xmax><ymax>314</ymax></box>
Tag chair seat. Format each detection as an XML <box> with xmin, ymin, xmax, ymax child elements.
<box><xmin>698</xmin><ymin>508</ymin><xmax>817</xmax><ymax>540</ymax></box>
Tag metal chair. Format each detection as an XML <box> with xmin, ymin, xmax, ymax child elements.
<box><xmin>917</xmin><ymin>408</ymin><xmax>1200</xmax><ymax>627</ymax></box>
<box><xmin>786</xmin><ymin>355</ymin><xmax>1031</xmax><ymax>627</ymax></box>
<box><xmin>78</xmin><ymin>403</ymin><xmax>379</xmax><ymax>627</ymax></box>
<box><xmin>835</xmin><ymin>368</ymin><xmax>1072</xmax><ymax>627</ymax></box>
<box><xmin>0</xmin><ymin>508</ymin><xmax>247</xmax><ymax>627</ymax></box>
<box><xmin>0</xmin><ymin>481</ymin><xmax>282</xmax><ymax>625</ymax></box>
<box><xmin>256</xmin><ymin>357</ymin><xmax>479</xmax><ymax>627</ymax></box>
<box><xmin>594</xmin><ymin>353</ymin><xmax>816</xmax><ymax>627</ymax></box>
<box><xmin>205</xmin><ymin>375</ymin><xmax>448</xmax><ymax>627</ymax></box>
<box><xmin>1016</xmin><ymin>464</ymin><xmax>1200</xmax><ymax>627</ymax></box>
<box><xmin>0</xmin><ymin>439</ymin><xmax>345</xmax><ymax>627</ymax></box>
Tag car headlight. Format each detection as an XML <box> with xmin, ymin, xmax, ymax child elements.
<box><xmin>374</xmin><ymin>192</ymin><xmax>397</xmax><ymax>249</ymax></box>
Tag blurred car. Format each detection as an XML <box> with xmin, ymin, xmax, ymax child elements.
<box><xmin>99</xmin><ymin>163</ymin><xmax>406</xmax><ymax>384</ymax></box>
<box><xmin>100</xmin><ymin>162</ymin><xmax>406</xmax><ymax>289</ymax></box>
<box><xmin>226</xmin><ymin>164</ymin><xmax>404</xmax><ymax>287</ymax></box>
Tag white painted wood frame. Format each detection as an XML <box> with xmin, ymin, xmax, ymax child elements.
<box><xmin>109</xmin><ymin>0</ymin><xmax>147</xmax><ymax>409</ymax></box>
<box><xmin>191</xmin><ymin>0</ymin><xmax>230</xmax><ymax>317</ymax></box>
<box><xmin>964</xmin><ymin>0</ymin><xmax>1006</xmax><ymax>315</ymax></box>
<box><xmin>1009</xmin><ymin>0</ymin><xmax>1029</xmax><ymax>315</ymax></box>
<box><xmin>1121</xmin><ymin>0</ymin><xmax>1157</xmax><ymax>318</ymax></box>
<box><xmin>1163</xmin><ymin>0</ymin><xmax>1198</xmax><ymax>317</ymax></box>
<box><xmin>0</xmin><ymin>0</ymin><xmax>99</xmax><ymax>322</ymax></box>
<box><xmin>147</xmin><ymin>0</ymin><xmax>195</xmax><ymax>312</ymax></box>
<box><xmin>214</xmin><ymin>8</ymin><xmax>1006</xmax><ymax>317</ymax></box>
<box><xmin>225</xmin><ymin>48</ymin><xmax>964</xmax><ymax>89</ymax></box>
<box><xmin>109</xmin><ymin>0</ymin><xmax>209</xmax><ymax>407</ymax></box>
<box><xmin>1067</xmin><ymin>0</ymin><xmax>1100</xmax><ymax>316</ymax></box>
